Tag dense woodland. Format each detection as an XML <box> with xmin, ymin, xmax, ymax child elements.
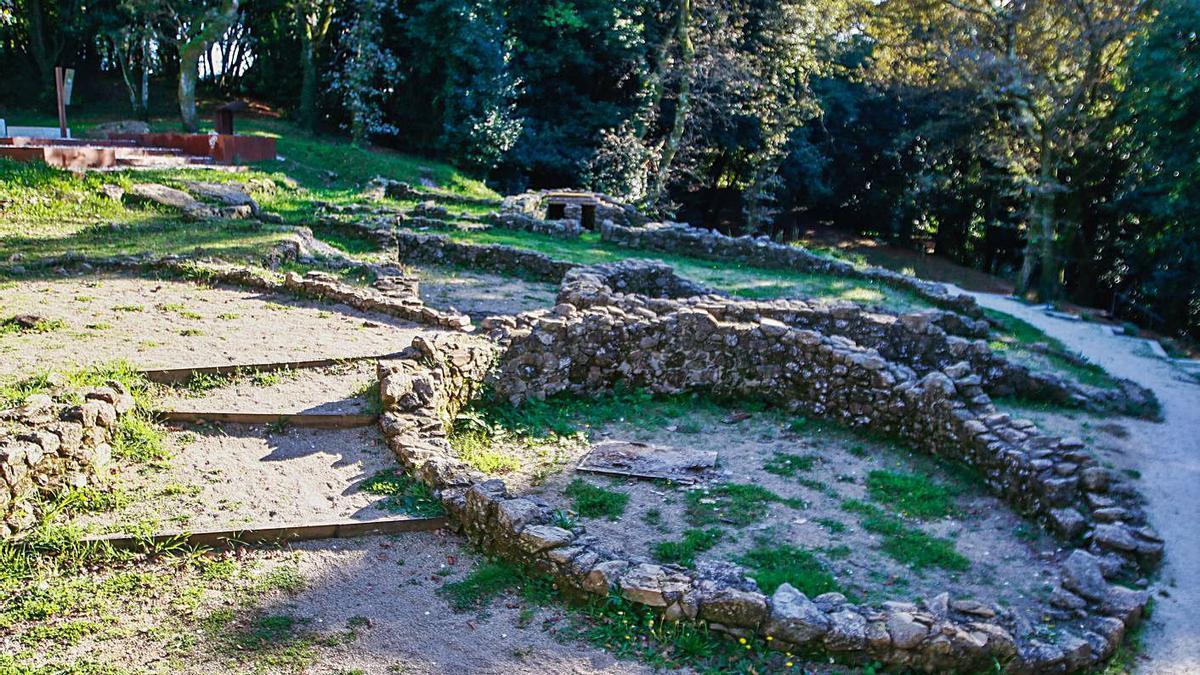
<box><xmin>0</xmin><ymin>0</ymin><xmax>1197</xmax><ymax>339</ymax></box>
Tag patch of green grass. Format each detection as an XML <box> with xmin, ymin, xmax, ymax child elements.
<box><xmin>816</xmin><ymin>517</ymin><xmax>847</xmax><ymax>534</ymax></box>
<box><xmin>841</xmin><ymin>499</ymin><xmax>968</xmax><ymax>571</ymax></box>
<box><xmin>652</xmin><ymin>528</ymin><xmax>723</xmax><ymax>568</ymax></box>
<box><xmin>438</xmin><ymin>560</ymin><xmax>526</xmax><ymax>612</ymax></box>
<box><xmin>449</xmin><ymin>429</ymin><xmax>522</xmax><ymax>474</ymax></box>
<box><xmin>735</xmin><ymin>543</ymin><xmax>841</xmax><ymax>597</ymax></box>
<box><xmin>864</xmin><ymin>470</ymin><xmax>957</xmax><ymax>519</ymax></box>
<box><xmin>684</xmin><ymin>483</ymin><xmax>804</xmax><ymax>527</ymax></box>
<box><xmin>112</xmin><ymin>304</ymin><xmax>145</xmax><ymax>312</ymax></box>
<box><xmin>447</xmin><ymin>229</ymin><xmax>930</xmax><ymax>312</ymax></box>
<box><xmin>565</xmin><ymin>479</ymin><xmax>629</xmax><ymax>520</ymax></box>
<box><xmin>360</xmin><ymin>470</ymin><xmax>444</xmax><ymax>517</ymax></box>
<box><xmin>762</xmin><ymin>452</ymin><xmax>820</xmax><ymax>477</ymax></box>
<box><xmin>984</xmin><ymin>309</ymin><xmax>1119</xmax><ymax>390</ymax></box>
<box><xmin>0</xmin><ymin>316</ymin><xmax>67</xmax><ymax>334</ymax></box>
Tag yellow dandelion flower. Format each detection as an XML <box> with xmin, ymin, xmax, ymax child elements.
<box><xmin>738</xmin><ymin>637</ymin><xmax>747</xmax><ymax>645</ymax></box>
<box><xmin>786</xmin><ymin>662</ymin><xmax>794</xmax><ymax>668</ymax></box>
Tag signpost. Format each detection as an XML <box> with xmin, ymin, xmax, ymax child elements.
<box><xmin>54</xmin><ymin>66</ymin><xmax>75</xmax><ymax>139</ymax></box>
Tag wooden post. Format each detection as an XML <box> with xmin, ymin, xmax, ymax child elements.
<box><xmin>55</xmin><ymin>67</ymin><xmax>67</xmax><ymax>139</ymax></box>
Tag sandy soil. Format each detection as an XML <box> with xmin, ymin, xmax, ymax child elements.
<box><xmin>414</xmin><ymin>265</ymin><xmax>559</xmax><ymax>320</ymax></box>
<box><xmin>965</xmin><ymin>290</ymin><xmax>1200</xmax><ymax>675</ymax></box>
<box><xmin>157</xmin><ymin>361</ymin><xmax>380</xmax><ymax>415</ymax></box>
<box><xmin>18</xmin><ymin>533</ymin><xmax>658</xmax><ymax>675</ymax></box>
<box><xmin>274</xmin><ymin>533</ymin><xmax>655</xmax><ymax>675</ymax></box>
<box><xmin>74</xmin><ymin>422</ymin><xmax>397</xmax><ymax>533</ymax></box>
<box><xmin>484</xmin><ymin>410</ymin><xmax>1057</xmax><ymax>635</ymax></box>
<box><xmin>0</xmin><ymin>274</ymin><xmax>431</xmax><ymax>378</ymax></box>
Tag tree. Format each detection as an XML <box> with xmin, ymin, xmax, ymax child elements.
<box><xmin>1114</xmin><ymin>0</ymin><xmax>1200</xmax><ymax>336</ymax></box>
<box><xmin>330</xmin><ymin>0</ymin><xmax>398</xmax><ymax>145</ymax></box>
<box><xmin>870</xmin><ymin>0</ymin><xmax>1146</xmax><ymax>300</ymax></box>
<box><xmin>159</xmin><ymin>0</ymin><xmax>241</xmax><ymax>131</ymax></box>
<box><xmin>99</xmin><ymin>0</ymin><xmax>157</xmax><ymax>117</ymax></box>
<box><xmin>292</xmin><ymin>0</ymin><xmax>335</xmax><ymax>132</ymax></box>
<box><xmin>406</xmin><ymin>0</ymin><xmax>523</xmax><ymax>172</ymax></box>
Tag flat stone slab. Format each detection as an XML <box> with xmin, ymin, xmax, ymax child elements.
<box><xmin>126</xmin><ymin>182</ymin><xmax>213</xmax><ymax>219</ymax></box>
<box><xmin>577</xmin><ymin>439</ymin><xmax>718</xmax><ymax>483</ymax></box>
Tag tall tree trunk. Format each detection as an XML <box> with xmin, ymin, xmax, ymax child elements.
<box><xmin>177</xmin><ymin>0</ymin><xmax>240</xmax><ymax>132</ymax></box>
<box><xmin>299</xmin><ymin>38</ymin><xmax>318</xmax><ymax>131</ymax></box>
<box><xmin>140</xmin><ymin>31</ymin><xmax>151</xmax><ymax>118</ymax></box>
<box><xmin>646</xmin><ymin>0</ymin><xmax>693</xmax><ymax>211</ymax></box>
<box><xmin>24</xmin><ymin>0</ymin><xmax>54</xmax><ymax>98</ymax></box>
<box><xmin>1017</xmin><ymin>158</ymin><xmax>1060</xmax><ymax>301</ymax></box>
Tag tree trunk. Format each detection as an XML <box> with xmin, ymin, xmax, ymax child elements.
<box><xmin>646</xmin><ymin>0</ymin><xmax>694</xmax><ymax>211</ymax></box>
<box><xmin>299</xmin><ymin>38</ymin><xmax>318</xmax><ymax>131</ymax></box>
<box><xmin>176</xmin><ymin>0</ymin><xmax>240</xmax><ymax>132</ymax></box>
<box><xmin>24</xmin><ymin>0</ymin><xmax>54</xmax><ymax>98</ymax></box>
<box><xmin>140</xmin><ymin>32</ymin><xmax>151</xmax><ymax>118</ymax></box>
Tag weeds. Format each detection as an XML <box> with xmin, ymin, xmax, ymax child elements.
<box><xmin>841</xmin><ymin>500</ymin><xmax>968</xmax><ymax>571</ymax></box>
<box><xmin>652</xmin><ymin>528</ymin><xmax>723</xmax><ymax>568</ymax></box>
<box><xmin>736</xmin><ymin>543</ymin><xmax>842</xmax><ymax>596</ymax></box>
<box><xmin>565</xmin><ymin>479</ymin><xmax>629</xmax><ymax>520</ymax></box>
<box><xmin>865</xmin><ymin>470</ymin><xmax>957</xmax><ymax>519</ymax></box>
<box><xmin>685</xmin><ymin>483</ymin><xmax>804</xmax><ymax>526</ymax></box>
<box><xmin>360</xmin><ymin>470</ymin><xmax>444</xmax><ymax>517</ymax></box>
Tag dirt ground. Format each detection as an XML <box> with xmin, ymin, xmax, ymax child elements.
<box><xmin>477</xmin><ymin>408</ymin><xmax>1058</xmax><ymax>638</ymax></box>
<box><xmin>0</xmin><ymin>273</ymin><xmax>429</xmax><ymax>378</ymax></box>
<box><xmin>73</xmin><ymin>422</ymin><xmax>398</xmax><ymax>534</ymax></box>
<box><xmin>414</xmin><ymin>265</ymin><xmax>559</xmax><ymax>320</ymax></box>
<box><xmin>9</xmin><ymin>532</ymin><xmax>657</xmax><ymax>675</ymax></box>
<box><xmin>157</xmin><ymin>361</ymin><xmax>381</xmax><ymax>416</ymax></box>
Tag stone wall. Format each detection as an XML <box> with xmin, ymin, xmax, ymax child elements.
<box><xmin>378</xmin><ymin>328</ymin><xmax>1157</xmax><ymax>673</ymax></box>
<box><xmin>394</xmin><ymin>231</ymin><xmax>575</xmax><ymax>282</ymax></box>
<box><xmin>601</xmin><ymin>221</ymin><xmax>982</xmax><ymax>318</ymax></box>
<box><xmin>1</xmin><ymin>384</ymin><xmax>135</xmax><ymax>538</ymax></box>
<box><xmin>555</xmin><ymin>261</ymin><xmax>1158</xmax><ymax>417</ymax></box>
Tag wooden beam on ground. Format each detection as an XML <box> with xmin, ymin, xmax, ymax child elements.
<box><xmin>81</xmin><ymin>514</ymin><xmax>448</xmax><ymax>551</ymax></box>
<box><xmin>139</xmin><ymin>353</ymin><xmax>400</xmax><ymax>385</ymax></box>
<box><xmin>156</xmin><ymin>410</ymin><xmax>379</xmax><ymax>428</ymax></box>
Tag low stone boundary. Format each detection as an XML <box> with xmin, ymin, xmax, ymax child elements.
<box><xmin>394</xmin><ymin>231</ymin><xmax>575</xmax><ymax>282</ymax></box>
<box><xmin>601</xmin><ymin>221</ymin><xmax>982</xmax><ymax>318</ymax></box>
<box><xmin>0</xmin><ymin>250</ymin><xmax>472</xmax><ymax>333</ymax></box>
<box><xmin>486</xmin><ymin>210</ymin><xmax>584</xmax><ymax>238</ymax></box>
<box><xmin>1</xmin><ymin>384</ymin><xmax>136</xmax><ymax>538</ymax></box>
<box><xmin>556</xmin><ymin>261</ymin><xmax>1157</xmax><ymax>418</ymax></box>
<box><xmin>377</xmin><ymin>312</ymin><xmax>1157</xmax><ymax>672</ymax></box>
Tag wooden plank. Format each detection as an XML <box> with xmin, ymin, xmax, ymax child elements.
<box><xmin>139</xmin><ymin>353</ymin><xmax>399</xmax><ymax>385</ymax></box>
<box><xmin>82</xmin><ymin>514</ymin><xmax>448</xmax><ymax>551</ymax></box>
<box><xmin>156</xmin><ymin>410</ymin><xmax>378</xmax><ymax>428</ymax></box>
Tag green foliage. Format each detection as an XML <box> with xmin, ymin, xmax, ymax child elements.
<box><xmin>763</xmin><ymin>452</ymin><xmax>820</xmax><ymax>477</ymax></box>
<box><xmin>564</xmin><ymin>479</ymin><xmax>629</xmax><ymax>520</ymax></box>
<box><xmin>437</xmin><ymin>560</ymin><xmax>527</xmax><ymax>612</ymax></box>
<box><xmin>360</xmin><ymin>470</ymin><xmax>445</xmax><ymax>517</ymax></box>
<box><xmin>736</xmin><ymin>544</ymin><xmax>841</xmax><ymax>596</ymax></box>
<box><xmin>841</xmin><ymin>500</ymin><xmax>968</xmax><ymax>572</ymax></box>
<box><xmin>652</xmin><ymin>528</ymin><xmax>723</xmax><ymax>568</ymax></box>
<box><xmin>684</xmin><ymin>483</ymin><xmax>805</xmax><ymax>527</ymax></box>
<box><xmin>864</xmin><ymin>470</ymin><xmax>956</xmax><ymax>519</ymax></box>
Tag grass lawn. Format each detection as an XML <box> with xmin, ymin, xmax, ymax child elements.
<box><xmin>445</xmin><ymin>228</ymin><xmax>934</xmax><ymax>313</ymax></box>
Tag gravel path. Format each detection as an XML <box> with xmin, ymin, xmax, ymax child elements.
<box><xmin>964</xmin><ymin>291</ymin><xmax>1200</xmax><ymax>675</ymax></box>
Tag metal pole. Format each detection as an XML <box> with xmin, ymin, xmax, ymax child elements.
<box><xmin>55</xmin><ymin>66</ymin><xmax>67</xmax><ymax>139</ymax></box>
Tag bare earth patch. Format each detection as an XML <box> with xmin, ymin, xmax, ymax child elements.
<box><xmin>0</xmin><ymin>274</ymin><xmax>433</xmax><ymax>377</ymax></box>
<box><xmin>73</xmin><ymin>422</ymin><xmax>398</xmax><ymax>534</ymax></box>
<box><xmin>156</xmin><ymin>361</ymin><xmax>381</xmax><ymax>416</ymax></box>
<box><xmin>414</xmin><ymin>265</ymin><xmax>559</xmax><ymax>319</ymax></box>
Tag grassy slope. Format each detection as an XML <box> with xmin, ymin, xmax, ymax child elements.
<box><xmin>0</xmin><ymin>113</ymin><xmax>497</xmax><ymax>266</ymax></box>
